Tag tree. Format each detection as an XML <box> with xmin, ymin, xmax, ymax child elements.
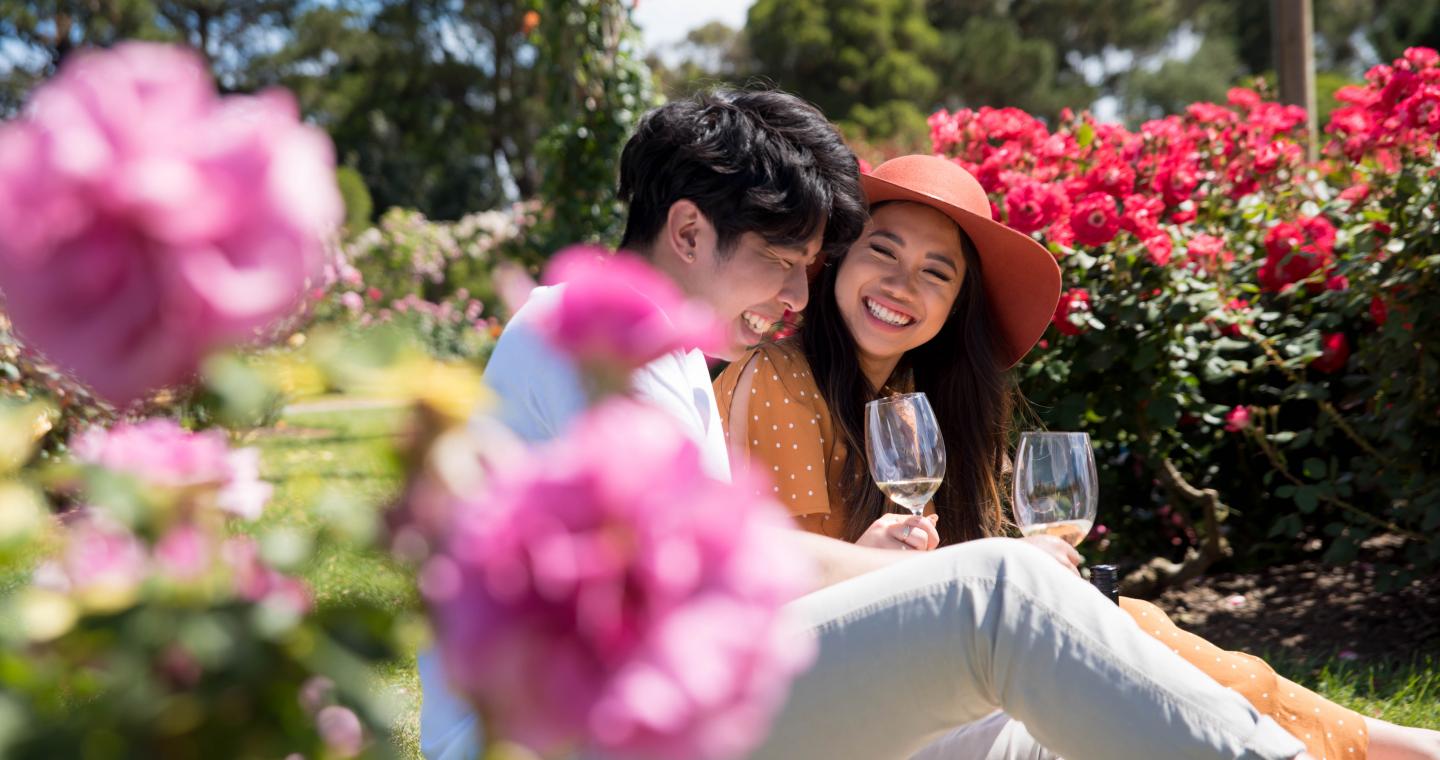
<box><xmin>530</xmin><ymin>0</ymin><xmax>658</xmax><ymax>252</ymax></box>
<box><xmin>645</xmin><ymin>21</ymin><xmax>750</xmax><ymax>99</ymax></box>
<box><xmin>746</xmin><ymin>0</ymin><xmax>941</xmax><ymax>139</ymax></box>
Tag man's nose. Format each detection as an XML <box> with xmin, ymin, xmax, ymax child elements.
<box><xmin>779</xmin><ymin>264</ymin><xmax>809</xmax><ymax>312</ymax></box>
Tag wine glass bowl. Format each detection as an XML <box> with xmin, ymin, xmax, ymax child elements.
<box><xmin>1012</xmin><ymin>432</ymin><xmax>1098</xmax><ymax>546</ymax></box>
<box><xmin>865</xmin><ymin>392</ymin><xmax>945</xmax><ymax>516</ymax></box>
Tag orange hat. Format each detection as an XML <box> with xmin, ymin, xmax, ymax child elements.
<box><xmin>860</xmin><ymin>155</ymin><xmax>1062</xmax><ymax>368</ymax></box>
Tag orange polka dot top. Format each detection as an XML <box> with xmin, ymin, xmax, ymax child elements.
<box><xmin>716</xmin><ymin>338</ymin><xmax>1369</xmax><ymax>760</ymax></box>
<box><xmin>713</xmin><ymin>339</ymin><xmax>860</xmax><ymax>540</ymax></box>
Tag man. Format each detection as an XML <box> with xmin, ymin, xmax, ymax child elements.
<box><xmin>420</xmin><ymin>88</ymin><xmax>1311</xmax><ymax>760</ymax></box>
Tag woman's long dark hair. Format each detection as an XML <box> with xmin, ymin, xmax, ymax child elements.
<box><xmin>800</xmin><ymin>207</ymin><xmax>1016</xmax><ymax>545</ymax></box>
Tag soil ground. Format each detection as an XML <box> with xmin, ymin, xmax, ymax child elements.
<box><xmin>1151</xmin><ymin>535</ymin><xmax>1440</xmax><ymax>659</ymax></box>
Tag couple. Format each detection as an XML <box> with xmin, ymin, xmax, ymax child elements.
<box><xmin>421</xmin><ymin>89</ymin><xmax>1431</xmax><ymax>760</ymax></box>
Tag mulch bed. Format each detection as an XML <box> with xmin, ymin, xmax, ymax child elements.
<box><xmin>1150</xmin><ymin>535</ymin><xmax>1440</xmax><ymax>660</ymax></box>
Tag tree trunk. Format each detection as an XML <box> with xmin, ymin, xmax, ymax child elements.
<box><xmin>1119</xmin><ymin>458</ymin><xmax>1234</xmax><ymax>598</ymax></box>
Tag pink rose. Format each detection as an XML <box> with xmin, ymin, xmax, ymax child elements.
<box><xmin>1223</xmin><ymin>405</ymin><xmax>1252</xmax><ymax>433</ymax></box>
<box><xmin>423</xmin><ymin>400</ymin><xmax>814</xmax><ymax>759</ymax></box>
<box><xmin>72</xmin><ymin>418</ymin><xmax>272</xmax><ymax>519</ymax></box>
<box><xmin>340</xmin><ymin>291</ymin><xmax>364</xmax><ymax>313</ymax></box>
<box><xmin>0</xmin><ymin>43</ymin><xmax>342</xmax><ymax>405</ymax></box>
<box><xmin>316</xmin><ymin>705</ymin><xmax>365</xmax><ymax>758</ymax></box>
<box><xmin>539</xmin><ymin>246</ymin><xmax>722</xmax><ymax>386</ymax></box>
<box><xmin>40</xmin><ymin>512</ymin><xmax>149</xmax><ymax>611</ymax></box>
<box><xmin>154</xmin><ymin>523</ymin><xmax>213</xmax><ymax>581</ymax></box>
<box><xmin>1068</xmin><ymin>192</ymin><xmax>1121</xmax><ymax>247</ymax></box>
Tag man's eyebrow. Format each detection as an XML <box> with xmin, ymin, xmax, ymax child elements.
<box><xmin>770</xmin><ymin>244</ymin><xmax>819</xmax><ymax>265</ymax></box>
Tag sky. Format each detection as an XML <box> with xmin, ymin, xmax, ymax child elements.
<box><xmin>632</xmin><ymin>0</ymin><xmax>755</xmax><ymax>60</ymax></box>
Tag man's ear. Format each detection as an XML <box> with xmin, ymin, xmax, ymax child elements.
<box><xmin>662</xmin><ymin>199</ymin><xmax>712</xmax><ymax>263</ymax></box>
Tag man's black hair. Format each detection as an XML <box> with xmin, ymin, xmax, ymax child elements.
<box><xmin>617</xmin><ymin>89</ymin><xmax>867</xmax><ymax>260</ymax></box>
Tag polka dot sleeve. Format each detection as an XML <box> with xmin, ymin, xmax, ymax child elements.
<box><xmin>715</xmin><ymin>342</ymin><xmax>833</xmax><ymax>520</ymax></box>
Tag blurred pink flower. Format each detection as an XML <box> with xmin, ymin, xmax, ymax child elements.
<box><xmin>38</xmin><ymin>512</ymin><xmax>149</xmax><ymax>610</ymax></box>
<box><xmin>424</xmin><ymin>399</ymin><xmax>814</xmax><ymax>759</ymax></box>
<box><xmin>72</xmin><ymin>418</ymin><xmax>272</xmax><ymax>519</ymax></box>
<box><xmin>222</xmin><ymin>535</ymin><xmax>312</xmax><ymax>613</ymax></box>
<box><xmin>1224</xmin><ymin>405</ymin><xmax>1252</xmax><ymax>433</ymax></box>
<box><xmin>0</xmin><ymin>43</ymin><xmax>342</xmax><ymax>405</ymax></box>
<box><xmin>539</xmin><ymin>246</ymin><xmax>722</xmax><ymax>383</ymax></box>
<box><xmin>340</xmin><ymin>291</ymin><xmax>364</xmax><ymax>313</ymax></box>
<box><xmin>316</xmin><ymin>705</ymin><xmax>365</xmax><ymax>758</ymax></box>
<box><xmin>154</xmin><ymin>523</ymin><xmax>212</xmax><ymax>580</ymax></box>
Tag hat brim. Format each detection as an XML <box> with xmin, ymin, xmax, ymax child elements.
<box><xmin>860</xmin><ymin>173</ymin><xmax>1062</xmax><ymax>368</ymax></box>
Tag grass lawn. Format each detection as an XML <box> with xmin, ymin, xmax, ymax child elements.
<box><xmin>258</xmin><ymin>404</ymin><xmax>1438</xmax><ymax>757</ymax></box>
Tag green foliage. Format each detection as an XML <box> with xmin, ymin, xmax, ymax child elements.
<box><xmin>337</xmin><ymin>166</ymin><xmax>375</xmax><ymax>235</ymax></box>
<box><xmin>747</xmin><ymin>0</ymin><xmax>941</xmax><ymax>140</ymax></box>
<box><xmin>529</xmin><ymin>0</ymin><xmax>658</xmax><ymax>252</ymax></box>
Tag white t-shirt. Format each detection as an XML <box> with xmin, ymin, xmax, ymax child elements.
<box><xmin>418</xmin><ymin>284</ymin><xmax>731</xmax><ymax>760</ymax></box>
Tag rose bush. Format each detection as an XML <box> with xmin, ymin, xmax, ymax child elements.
<box><xmin>924</xmin><ymin>47</ymin><xmax>1440</xmax><ymax>586</ymax></box>
<box><xmin>0</xmin><ymin>43</ymin><xmax>341</xmax><ymax>406</ymax></box>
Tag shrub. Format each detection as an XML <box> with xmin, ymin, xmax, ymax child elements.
<box><xmin>924</xmin><ymin>47</ymin><xmax>1440</xmax><ymax>586</ymax></box>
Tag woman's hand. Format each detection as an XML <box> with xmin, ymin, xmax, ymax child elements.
<box><xmin>1017</xmin><ymin>534</ymin><xmax>1084</xmax><ymax>576</ymax></box>
<box><xmin>856</xmin><ymin>513</ymin><xmax>940</xmax><ymax>551</ymax></box>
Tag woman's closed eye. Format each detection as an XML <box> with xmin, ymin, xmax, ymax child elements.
<box><xmin>924</xmin><ymin>268</ymin><xmax>953</xmax><ymax>283</ymax></box>
<box><xmin>870</xmin><ymin>243</ymin><xmax>896</xmax><ymax>260</ymax></box>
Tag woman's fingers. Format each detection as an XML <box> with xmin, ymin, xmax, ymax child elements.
<box><xmin>1018</xmin><ymin>535</ymin><xmax>1084</xmax><ymax>576</ymax></box>
<box><xmin>890</xmin><ymin>515</ymin><xmax>937</xmax><ymax>550</ymax></box>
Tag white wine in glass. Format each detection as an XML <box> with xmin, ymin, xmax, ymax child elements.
<box><xmin>1013</xmin><ymin>432</ymin><xmax>1098</xmax><ymax>547</ymax></box>
<box><xmin>866</xmin><ymin>393</ymin><xmax>945</xmax><ymax>517</ymax></box>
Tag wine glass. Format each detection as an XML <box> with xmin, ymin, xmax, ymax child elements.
<box><xmin>865</xmin><ymin>392</ymin><xmax>945</xmax><ymax>517</ymax></box>
<box><xmin>1012</xmin><ymin>432</ymin><xmax>1098</xmax><ymax>547</ymax></box>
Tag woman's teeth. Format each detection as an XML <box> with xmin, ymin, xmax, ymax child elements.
<box><xmin>865</xmin><ymin>298</ymin><xmax>914</xmax><ymax>327</ymax></box>
<box><xmin>743</xmin><ymin>311</ymin><xmax>773</xmax><ymax>335</ymax></box>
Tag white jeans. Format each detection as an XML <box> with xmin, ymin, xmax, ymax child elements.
<box><xmin>748</xmin><ymin>539</ymin><xmax>1304</xmax><ymax>760</ymax></box>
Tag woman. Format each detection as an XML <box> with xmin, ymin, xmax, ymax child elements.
<box><xmin>716</xmin><ymin>155</ymin><xmax>1440</xmax><ymax>760</ymax></box>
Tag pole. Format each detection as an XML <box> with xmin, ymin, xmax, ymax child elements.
<box><xmin>1272</xmin><ymin>0</ymin><xmax>1317</xmax><ymax>159</ymax></box>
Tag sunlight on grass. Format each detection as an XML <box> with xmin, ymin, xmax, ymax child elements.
<box><xmin>1263</xmin><ymin>654</ymin><xmax>1440</xmax><ymax>729</ymax></box>
<box><xmin>257</xmin><ymin>403</ymin><xmax>422</xmax><ymax>757</ymax></box>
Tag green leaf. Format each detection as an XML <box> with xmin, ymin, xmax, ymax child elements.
<box><xmin>1302</xmin><ymin>458</ymin><xmax>1328</xmax><ymax>479</ymax></box>
<box><xmin>1077</xmin><ymin>122</ymin><xmax>1095</xmax><ymax>148</ymax></box>
<box><xmin>1294</xmin><ymin>487</ymin><xmax>1320</xmax><ymax>513</ymax></box>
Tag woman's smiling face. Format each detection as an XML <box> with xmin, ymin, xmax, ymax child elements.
<box><xmin>834</xmin><ymin>202</ymin><xmax>968</xmax><ymax>368</ymax></box>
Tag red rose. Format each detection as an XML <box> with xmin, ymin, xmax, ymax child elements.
<box><xmin>1069</xmin><ymin>192</ymin><xmax>1121</xmax><ymax>246</ymax></box>
<box><xmin>1144</xmin><ymin>232</ymin><xmax>1174</xmax><ymax>266</ymax></box>
<box><xmin>1401</xmin><ymin>85</ymin><xmax>1440</xmax><ymax>133</ymax></box>
<box><xmin>1186</xmin><ymin>233</ymin><xmax>1231</xmax><ymax>272</ymax></box>
<box><xmin>1005</xmin><ymin>181</ymin><xmax>1066</xmax><ymax>234</ymax></box>
<box><xmin>1370</xmin><ymin>296</ymin><xmax>1388</xmax><ymax>326</ymax></box>
<box><xmin>1084</xmin><ymin>162</ymin><xmax>1135</xmax><ymax>198</ymax></box>
<box><xmin>1152</xmin><ymin>159</ymin><xmax>1200</xmax><ymax>206</ymax></box>
<box><xmin>1259</xmin><ymin>217</ymin><xmax>1336</xmax><ymax>292</ymax></box>
<box><xmin>1311</xmin><ymin>332</ymin><xmax>1350</xmax><ymax>374</ymax></box>
<box><xmin>1052</xmin><ymin>288</ymin><xmax>1091</xmax><ymax>336</ymax></box>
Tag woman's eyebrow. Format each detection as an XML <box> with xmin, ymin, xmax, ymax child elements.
<box><xmin>925</xmin><ymin>252</ymin><xmax>960</xmax><ymax>272</ymax></box>
<box><xmin>870</xmin><ymin>229</ymin><xmax>905</xmax><ymax>246</ymax></box>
